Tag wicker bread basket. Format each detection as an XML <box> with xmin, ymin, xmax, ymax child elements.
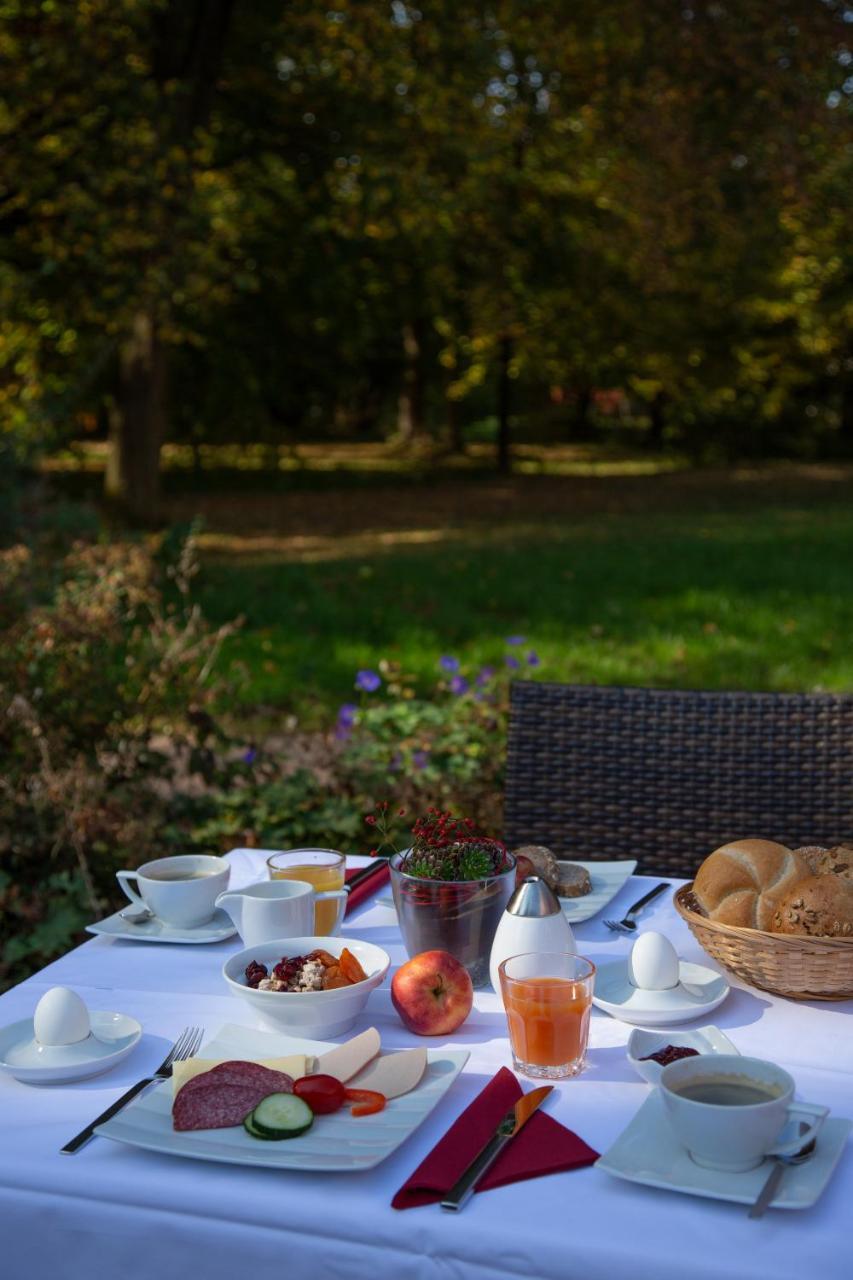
<box><xmin>674</xmin><ymin>885</ymin><xmax>853</xmax><ymax>1002</ymax></box>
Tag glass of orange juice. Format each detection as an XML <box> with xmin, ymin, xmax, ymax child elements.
<box><xmin>499</xmin><ymin>952</ymin><xmax>596</xmax><ymax>1080</ymax></box>
<box><xmin>266</xmin><ymin>849</ymin><xmax>346</xmax><ymax>936</ymax></box>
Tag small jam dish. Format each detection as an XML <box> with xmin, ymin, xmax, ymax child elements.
<box><xmin>222</xmin><ymin>936</ymin><xmax>390</xmax><ymax>1039</ymax></box>
<box><xmin>627</xmin><ymin>1025</ymin><xmax>739</xmax><ymax>1085</ymax></box>
<box><xmin>0</xmin><ymin>1011</ymin><xmax>143</xmax><ymax>1085</ymax></box>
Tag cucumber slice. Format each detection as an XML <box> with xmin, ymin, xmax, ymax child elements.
<box><xmin>251</xmin><ymin>1092</ymin><xmax>314</xmax><ymax>1139</ymax></box>
<box><xmin>243</xmin><ymin>1111</ymin><xmax>281</xmax><ymax>1141</ymax></box>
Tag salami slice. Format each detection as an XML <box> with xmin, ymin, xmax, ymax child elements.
<box><xmin>172</xmin><ymin>1061</ymin><xmax>295</xmax><ymax>1131</ymax></box>
<box><xmin>173</xmin><ymin>1082</ymin><xmax>268</xmax><ymax>1132</ymax></box>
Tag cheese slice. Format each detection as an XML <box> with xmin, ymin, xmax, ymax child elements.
<box><xmin>171</xmin><ymin>1055</ymin><xmax>308</xmax><ymax>1097</ymax></box>
<box><xmin>348</xmin><ymin>1048</ymin><xmax>427</xmax><ymax>1099</ymax></box>
<box><xmin>314</xmin><ymin>1027</ymin><xmax>381</xmax><ymax>1083</ymax></box>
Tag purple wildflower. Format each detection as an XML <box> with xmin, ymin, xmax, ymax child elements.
<box><xmin>337</xmin><ymin>702</ymin><xmax>358</xmax><ymax>725</ymax></box>
<box><xmin>412</xmin><ymin>750</ymin><xmax>430</xmax><ymax>769</ymax></box>
<box><xmin>505</xmin><ymin>635</ymin><xmax>526</xmax><ymax>646</ymax></box>
<box><xmin>355</xmin><ymin>669</ymin><xmax>381</xmax><ymax>693</ymax></box>
<box><xmin>476</xmin><ymin>665</ymin><xmax>495</xmax><ymax>686</ymax></box>
<box><xmin>439</xmin><ymin>655</ymin><xmax>460</xmax><ymax>673</ymax></box>
<box><xmin>449</xmin><ymin>674</ymin><xmax>469</xmax><ymax>695</ymax></box>
<box><xmin>505</xmin><ymin>655</ymin><xmax>521</xmax><ymax>670</ymax></box>
<box><xmin>243</xmin><ymin>747</ymin><xmax>257</xmax><ymax>765</ymax></box>
<box><xmin>526</xmin><ymin>650</ymin><xmax>540</xmax><ymax>667</ymax></box>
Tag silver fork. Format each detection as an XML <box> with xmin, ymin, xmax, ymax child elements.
<box><xmin>603</xmin><ymin>882</ymin><xmax>670</xmax><ymax>933</ymax></box>
<box><xmin>60</xmin><ymin>1025</ymin><xmax>204</xmax><ymax>1154</ymax></box>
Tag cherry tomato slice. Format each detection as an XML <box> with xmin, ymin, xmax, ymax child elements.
<box><xmin>293</xmin><ymin>1074</ymin><xmax>346</xmax><ymax>1115</ymax></box>
<box><xmin>344</xmin><ymin>1087</ymin><xmax>386</xmax><ymax>1117</ymax></box>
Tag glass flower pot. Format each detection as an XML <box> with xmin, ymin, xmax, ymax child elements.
<box><xmin>389</xmin><ymin>850</ymin><xmax>516</xmax><ymax>989</ymax></box>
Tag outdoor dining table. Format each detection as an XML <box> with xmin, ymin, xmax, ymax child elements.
<box><xmin>1</xmin><ymin>852</ymin><xmax>851</xmax><ymax>1280</ymax></box>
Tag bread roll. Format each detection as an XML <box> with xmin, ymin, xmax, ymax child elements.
<box><xmin>796</xmin><ymin>844</ymin><xmax>853</xmax><ymax>882</ymax></box>
<box><xmin>693</xmin><ymin>839</ymin><xmax>809</xmax><ymax>930</ymax></box>
<box><xmin>772</xmin><ymin>874</ymin><xmax>853</xmax><ymax>938</ymax></box>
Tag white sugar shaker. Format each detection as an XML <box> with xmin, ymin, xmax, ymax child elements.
<box><xmin>489</xmin><ymin>876</ymin><xmax>576</xmax><ymax>994</ymax></box>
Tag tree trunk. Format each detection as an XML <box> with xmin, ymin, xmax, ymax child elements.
<box><xmin>105</xmin><ymin>311</ymin><xmax>166</xmax><ymax>524</ymax></box>
<box><xmin>396</xmin><ymin>319</ymin><xmax>426</xmax><ymax>443</ymax></box>
<box><xmin>573</xmin><ymin>385</ymin><xmax>592</xmax><ymax>440</ymax></box>
<box><xmin>497</xmin><ymin>334</ymin><xmax>513</xmax><ymax>475</ymax></box>
<box><xmin>447</xmin><ymin>395</ymin><xmax>465</xmax><ymax>454</ymax></box>
<box><xmin>647</xmin><ymin>390</ymin><xmax>667</xmax><ymax>450</ymax></box>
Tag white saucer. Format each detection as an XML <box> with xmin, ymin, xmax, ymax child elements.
<box><xmin>86</xmin><ymin>907</ymin><xmax>237</xmax><ymax>945</ymax></box>
<box><xmin>627</xmin><ymin>1025</ymin><xmax>739</xmax><ymax>1084</ymax></box>
<box><xmin>597</xmin><ymin>1089</ymin><xmax>851</xmax><ymax>1210</ymax></box>
<box><xmin>592</xmin><ymin>960</ymin><xmax>729</xmax><ymax>1026</ymax></box>
<box><xmin>0</xmin><ymin>1011</ymin><xmax>142</xmax><ymax>1084</ymax></box>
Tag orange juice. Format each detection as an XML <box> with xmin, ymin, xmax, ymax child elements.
<box><xmin>499</xmin><ymin>953</ymin><xmax>595</xmax><ymax>1079</ymax></box>
<box><xmin>503</xmin><ymin>977</ymin><xmax>591</xmax><ymax>1068</ymax></box>
<box><xmin>267</xmin><ymin>850</ymin><xmax>345</xmax><ymax>936</ymax></box>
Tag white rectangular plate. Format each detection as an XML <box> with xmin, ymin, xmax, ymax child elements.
<box><xmin>95</xmin><ymin>1023</ymin><xmax>469</xmax><ymax>1172</ymax></box>
<box><xmin>597</xmin><ymin>1090</ymin><xmax>851</xmax><ymax>1209</ymax></box>
<box><xmin>558</xmin><ymin>860</ymin><xmax>638</xmax><ymax>922</ymax></box>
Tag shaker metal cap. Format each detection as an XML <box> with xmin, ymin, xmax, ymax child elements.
<box><xmin>506</xmin><ymin>875</ymin><xmax>562</xmax><ymax>918</ymax></box>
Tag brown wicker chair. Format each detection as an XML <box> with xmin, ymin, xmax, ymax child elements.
<box><xmin>503</xmin><ymin>682</ymin><xmax>853</xmax><ymax>879</ymax></box>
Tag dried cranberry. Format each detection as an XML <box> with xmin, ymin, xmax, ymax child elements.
<box><xmin>245</xmin><ymin>960</ymin><xmax>268</xmax><ymax>989</ymax></box>
<box><xmin>640</xmin><ymin>1045</ymin><xmax>700</xmax><ymax>1066</ymax></box>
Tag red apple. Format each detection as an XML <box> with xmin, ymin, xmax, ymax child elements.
<box><xmin>391</xmin><ymin>949</ymin><xmax>473</xmax><ymax>1036</ymax></box>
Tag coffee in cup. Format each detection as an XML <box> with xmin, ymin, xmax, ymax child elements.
<box><xmin>659</xmin><ymin>1054</ymin><xmax>828</xmax><ymax>1172</ymax></box>
<box><xmin>117</xmin><ymin>855</ymin><xmax>230</xmax><ymax>928</ymax></box>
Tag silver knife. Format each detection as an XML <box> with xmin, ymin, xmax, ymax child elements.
<box><xmin>440</xmin><ymin>1085</ymin><xmax>553</xmax><ymax>1211</ymax></box>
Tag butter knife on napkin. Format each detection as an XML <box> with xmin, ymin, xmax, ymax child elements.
<box><xmin>440</xmin><ymin>1085</ymin><xmax>553</xmax><ymax>1211</ymax></box>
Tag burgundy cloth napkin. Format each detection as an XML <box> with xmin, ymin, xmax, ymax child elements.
<box><xmin>344</xmin><ymin>860</ymin><xmax>391</xmax><ymax>916</ymax></box>
<box><xmin>392</xmin><ymin>1066</ymin><xmax>599</xmax><ymax>1209</ymax></box>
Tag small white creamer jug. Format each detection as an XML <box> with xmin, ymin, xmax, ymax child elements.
<box><xmin>215</xmin><ymin>880</ymin><xmax>346</xmax><ymax>946</ymax></box>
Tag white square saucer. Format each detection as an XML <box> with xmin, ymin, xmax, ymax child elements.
<box><xmin>86</xmin><ymin>907</ymin><xmax>236</xmax><ymax>944</ymax></box>
<box><xmin>597</xmin><ymin>1089</ymin><xmax>851</xmax><ymax>1210</ymax></box>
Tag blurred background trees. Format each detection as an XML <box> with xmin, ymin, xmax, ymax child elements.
<box><xmin>2</xmin><ymin>0</ymin><xmax>851</xmax><ymax>518</ymax></box>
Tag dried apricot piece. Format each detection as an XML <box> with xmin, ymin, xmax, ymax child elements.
<box><xmin>339</xmin><ymin>947</ymin><xmax>368</xmax><ymax>985</ymax></box>
<box><xmin>322</xmin><ymin>971</ymin><xmax>351</xmax><ymax>990</ymax></box>
<box><xmin>309</xmin><ymin>949</ymin><xmax>338</xmax><ymax>968</ymax></box>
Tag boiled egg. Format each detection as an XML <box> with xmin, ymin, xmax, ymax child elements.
<box><xmin>33</xmin><ymin>987</ymin><xmax>91</xmax><ymax>1046</ymax></box>
<box><xmin>627</xmin><ymin>931</ymin><xmax>680</xmax><ymax>991</ymax></box>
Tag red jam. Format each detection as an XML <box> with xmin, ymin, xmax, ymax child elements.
<box><xmin>640</xmin><ymin>1045</ymin><xmax>700</xmax><ymax>1066</ymax></box>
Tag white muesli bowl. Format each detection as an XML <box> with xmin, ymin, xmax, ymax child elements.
<box><xmin>222</xmin><ymin>936</ymin><xmax>390</xmax><ymax>1039</ymax></box>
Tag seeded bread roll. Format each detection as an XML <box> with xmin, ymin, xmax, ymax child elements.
<box><xmin>772</xmin><ymin>874</ymin><xmax>853</xmax><ymax>937</ymax></box>
<box><xmin>796</xmin><ymin>844</ymin><xmax>853</xmax><ymax>881</ymax></box>
<box><xmin>513</xmin><ymin>845</ymin><xmax>559</xmax><ymax>890</ymax></box>
<box><xmin>692</xmin><ymin>839</ymin><xmax>810</xmax><ymax>930</ymax></box>
<box><xmin>554</xmin><ymin>862</ymin><xmax>592</xmax><ymax>898</ymax></box>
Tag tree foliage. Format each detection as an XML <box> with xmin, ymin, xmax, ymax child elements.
<box><xmin>1</xmin><ymin>0</ymin><xmax>851</xmax><ymax>501</ymax></box>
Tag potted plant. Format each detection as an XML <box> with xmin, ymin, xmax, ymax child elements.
<box><xmin>369</xmin><ymin>807</ymin><xmax>516</xmax><ymax>989</ymax></box>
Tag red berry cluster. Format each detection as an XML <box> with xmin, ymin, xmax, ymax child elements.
<box><xmin>411</xmin><ymin>808</ymin><xmax>482</xmax><ymax>848</ymax></box>
<box><xmin>272</xmin><ymin>955</ymin><xmax>311</xmax><ymax>984</ymax></box>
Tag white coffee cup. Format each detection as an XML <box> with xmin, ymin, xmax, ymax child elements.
<box><xmin>117</xmin><ymin>855</ymin><xmax>230</xmax><ymax>929</ymax></box>
<box><xmin>660</xmin><ymin>1054</ymin><xmax>828</xmax><ymax>1172</ymax></box>
<box><xmin>214</xmin><ymin>881</ymin><xmax>348</xmax><ymax>947</ymax></box>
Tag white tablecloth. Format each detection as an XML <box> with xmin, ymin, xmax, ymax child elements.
<box><xmin>1</xmin><ymin>852</ymin><xmax>851</xmax><ymax>1280</ymax></box>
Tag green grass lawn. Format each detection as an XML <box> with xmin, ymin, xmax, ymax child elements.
<box><xmin>196</xmin><ymin>497</ymin><xmax>853</xmax><ymax>724</ymax></box>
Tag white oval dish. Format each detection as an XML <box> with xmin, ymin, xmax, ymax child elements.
<box><xmin>627</xmin><ymin>1024</ymin><xmax>740</xmax><ymax>1084</ymax></box>
<box><xmin>222</xmin><ymin>936</ymin><xmax>390</xmax><ymax>1039</ymax></box>
<box><xmin>592</xmin><ymin>959</ymin><xmax>730</xmax><ymax>1026</ymax></box>
<box><xmin>0</xmin><ymin>1011</ymin><xmax>142</xmax><ymax>1085</ymax></box>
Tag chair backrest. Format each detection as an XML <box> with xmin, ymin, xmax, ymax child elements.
<box><xmin>504</xmin><ymin>682</ymin><xmax>853</xmax><ymax>879</ymax></box>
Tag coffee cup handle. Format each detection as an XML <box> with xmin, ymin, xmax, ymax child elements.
<box><xmin>117</xmin><ymin>870</ymin><xmax>145</xmax><ymax>910</ymax></box>
<box><xmin>314</xmin><ymin>888</ymin><xmax>348</xmax><ymax>934</ymax></box>
<box><xmin>767</xmin><ymin>1102</ymin><xmax>829</xmax><ymax>1157</ymax></box>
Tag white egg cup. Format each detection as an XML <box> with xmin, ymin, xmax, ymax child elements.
<box><xmin>593</xmin><ymin>930</ymin><xmax>730</xmax><ymax>1026</ymax></box>
<box><xmin>0</xmin><ymin>1012</ymin><xmax>142</xmax><ymax>1085</ymax></box>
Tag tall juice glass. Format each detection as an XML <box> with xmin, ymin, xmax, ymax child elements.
<box><xmin>499</xmin><ymin>952</ymin><xmax>595</xmax><ymax>1080</ymax></box>
<box><xmin>266</xmin><ymin>849</ymin><xmax>346</xmax><ymax>936</ymax></box>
